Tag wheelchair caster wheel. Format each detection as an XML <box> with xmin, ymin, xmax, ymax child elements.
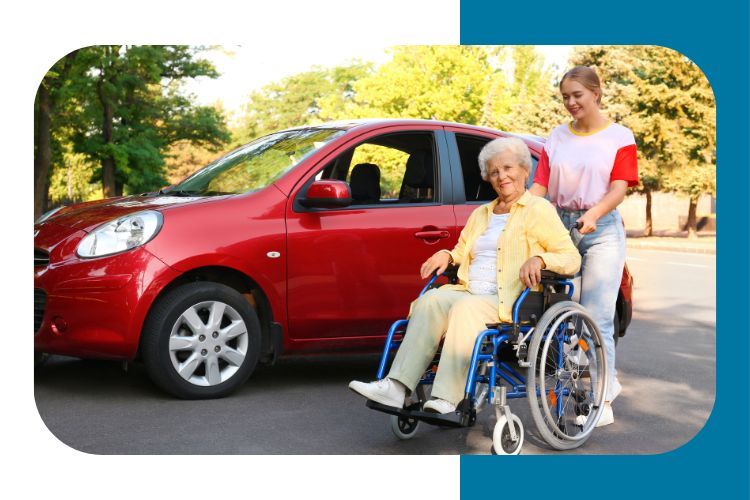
<box><xmin>492</xmin><ymin>414</ymin><xmax>524</xmax><ymax>455</ymax></box>
<box><xmin>390</xmin><ymin>414</ymin><xmax>420</xmax><ymax>440</ymax></box>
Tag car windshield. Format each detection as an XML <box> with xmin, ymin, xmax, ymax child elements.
<box><xmin>168</xmin><ymin>128</ymin><xmax>346</xmax><ymax>196</ymax></box>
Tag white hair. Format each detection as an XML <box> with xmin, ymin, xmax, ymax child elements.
<box><xmin>478</xmin><ymin>137</ymin><xmax>532</xmax><ymax>181</ymax></box>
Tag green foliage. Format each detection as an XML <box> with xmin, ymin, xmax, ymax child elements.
<box><xmin>48</xmin><ymin>147</ymin><xmax>100</xmax><ymax>204</ymax></box>
<box><xmin>325</xmin><ymin>46</ymin><xmax>492</xmax><ymax>123</ymax></box>
<box><xmin>481</xmin><ymin>46</ymin><xmax>567</xmax><ymax>135</ymax></box>
<box><xmin>233</xmin><ymin>46</ymin><xmax>566</xmax><ymax>145</ymax></box>
<box><xmin>42</xmin><ymin>45</ymin><xmax>230</xmax><ymax>199</ymax></box>
<box><xmin>234</xmin><ymin>61</ymin><xmax>373</xmax><ymax>143</ymax></box>
<box><xmin>164</xmin><ymin>139</ymin><xmax>227</xmax><ymax>185</ymax></box>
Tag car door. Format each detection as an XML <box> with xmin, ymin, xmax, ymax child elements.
<box><xmin>285</xmin><ymin>125</ymin><xmax>457</xmax><ymax>347</ymax></box>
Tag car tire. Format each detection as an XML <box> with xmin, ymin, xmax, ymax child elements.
<box><xmin>141</xmin><ymin>282</ymin><xmax>262</xmax><ymax>399</ymax></box>
<box><xmin>34</xmin><ymin>350</ymin><xmax>49</xmax><ymax>368</ymax></box>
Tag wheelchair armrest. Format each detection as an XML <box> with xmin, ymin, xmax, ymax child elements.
<box><xmin>540</xmin><ymin>269</ymin><xmax>574</xmax><ymax>282</ymax></box>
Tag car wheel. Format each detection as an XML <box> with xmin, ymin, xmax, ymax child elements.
<box><xmin>34</xmin><ymin>351</ymin><xmax>49</xmax><ymax>368</ymax></box>
<box><xmin>141</xmin><ymin>282</ymin><xmax>261</xmax><ymax>399</ymax></box>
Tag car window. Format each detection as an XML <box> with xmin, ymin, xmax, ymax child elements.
<box><xmin>314</xmin><ymin>132</ymin><xmax>437</xmax><ymax>206</ymax></box>
<box><xmin>173</xmin><ymin>128</ymin><xmax>345</xmax><ymax>196</ymax></box>
<box><xmin>455</xmin><ymin>134</ymin><xmax>538</xmax><ymax>203</ymax></box>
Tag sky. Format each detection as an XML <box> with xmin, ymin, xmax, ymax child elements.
<box><xmin>185</xmin><ymin>45</ymin><xmax>572</xmax><ymax>123</ymax></box>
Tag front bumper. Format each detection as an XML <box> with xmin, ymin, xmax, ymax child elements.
<box><xmin>34</xmin><ymin>232</ymin><xmax>180</xmax><ymax>360</ymax></box>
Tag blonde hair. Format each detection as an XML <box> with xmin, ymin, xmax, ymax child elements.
<box><xmin>560</xmin><ymin>66</ymin><xmax>603</xmax><ymax>105</ymax></box>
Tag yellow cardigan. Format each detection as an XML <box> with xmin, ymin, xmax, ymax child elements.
<box><xmin>441</xmin><ymin>190</ymin><xmax>581</xmax><ymax>322</ymax></box>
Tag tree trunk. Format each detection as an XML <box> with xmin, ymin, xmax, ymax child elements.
<box><xmin>644</xmin><ymin>189</ymin><xmax>653</xmax><ymax>237</ymax></box>
<box><xmin>34</xmin><ymin>50</ymin><xmax>79</xmax><ymax>217</ymax></box>
<box><xmin>34</xmin><ymin>83</ymin><xmax>52</xmax><ymax>221</ymax></box>
<box><xmin>686</xmin><ymin>196</ymin><xmax>698</xmax><ymax>239</ymax></box>
<box><xmin>99</xmin><ymin>58</ymin><xmax>116</xmax><ymax>198</ymax></box>
<box><xmin>101</xmin><ymin>98</ymin><xmax>116</xmax><ymax>198</ymax></box>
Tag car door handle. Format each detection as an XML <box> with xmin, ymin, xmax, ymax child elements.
<box><xmin>415</xmin><ymin>230</ymin><xmax>450</xmax><ymax>239</ymax></box>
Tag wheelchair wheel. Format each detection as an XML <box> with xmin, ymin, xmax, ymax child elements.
<box><xmin>491</xmin><ymin>414</ymin><xmax>524</xmax><ymax>455</ymax></box>
<box><xmin>526</xmin><ymin>301</ymin><xmax>608</xmax><ymax>450</ymax></box>
<box><xmin>390</xmin><ymin>414</ymin><xmax>420</xmax><ymax>440</ymax></box>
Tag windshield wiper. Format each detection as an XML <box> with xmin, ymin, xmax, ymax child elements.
<box><xmin>160</xmin><ymin>189</ymin><xmax>203</xmax><ymax>197</ymax></box>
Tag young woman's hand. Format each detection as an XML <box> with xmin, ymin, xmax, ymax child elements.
<box><xmin>420</xmin><ymin>251</ymin><xmax>452</xmax><ymax>279</ymax></box>
<box><xmin>520</xmin><ymin>256</ymin><xmax>546</xmax><ymax>288</ymax></box>
<box><xmin>576</xmin><ymin>211</ymin><xmax>599</xmax><ymax>234</ymax></box>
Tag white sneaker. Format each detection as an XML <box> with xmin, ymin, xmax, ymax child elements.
<box><xmin>422</xmin><ymin>398</ymin><xmax>456</xmax><ymax>414</ymax></box>
<box><xmin>596</xmin><ymin>402</ymin><xmax>614</xmax><ymax>427</ymax></box>
<box><xmin>574</xmin><ymin>398</ymin><xmax>617</xmax><ymax>427</ymax></box>
<box><xmin>349</xmin><ymin>378</ymin><xmax>406</xmax><ymax>408</ymax></box>
<box><xmin>609</xmin><ymin>378</ymin><xmax>622</xmax><ymax>401</ymax></box>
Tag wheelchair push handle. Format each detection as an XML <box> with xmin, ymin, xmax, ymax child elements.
<box><xmin>569</xmin><ymin>220</ymin><xmax>584</xmax><ymax>246</ymax></box>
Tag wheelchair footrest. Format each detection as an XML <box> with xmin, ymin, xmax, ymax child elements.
<box><xmin>365</xmin><ymin>400</ymin><xmax>468</xmax><ymax>428</ymax></box>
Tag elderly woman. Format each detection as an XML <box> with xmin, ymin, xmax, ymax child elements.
<box><xmin>349</xmin><ymin>137</ymin><xmax>582</xmax><ymax>414</ymax></box>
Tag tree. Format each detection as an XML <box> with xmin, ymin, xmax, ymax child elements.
<box><xmin>327</xmin><ymin>46</ymin><xmax>493</xmax><ymax>123</ymax></box>
<box><xmin>163</xmin><ymin>139</ymin><xmax>227</xmax><ymax>186</ymax></box>
<box><xmin>571</xmin><ymin>46</ymin><xmax>716</xmax><ymax>237</ymax></box>
<box><xmin>34</xmin><ymin>49</ymin><xmax>79</xmax><ymax>219</ymax></box>
<box><xmin>481</xmin><ymin>46</ymin><xmax>567</xmax><ymax>135</ymax></box>
<box><xmin>39</xmin><ymin>45</ymin><xmax>230</xmax><ymax>201</ymax></box>
<box><xmin>234</xmin><ymin>62</ymin><xmax>372</xmax><ymax>143</ymax></box>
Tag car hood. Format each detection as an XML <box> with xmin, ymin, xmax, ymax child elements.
<box><xmin>39</xmin><ymin>195</ymin><xmax>215</xmax><ymax>232</ymax></box>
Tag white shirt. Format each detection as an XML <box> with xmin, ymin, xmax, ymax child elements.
<box><xmin>468</xmin><ymin>212</ymin><xmax>509</xmax><ymax>295</ymax></box>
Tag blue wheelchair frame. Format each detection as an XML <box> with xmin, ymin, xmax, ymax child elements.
<box><xmin>369</xmin><ymin>270</ymin><xmax>575</xmax><ymax>427</ymax></box>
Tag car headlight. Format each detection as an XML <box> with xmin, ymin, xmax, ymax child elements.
<box><xmin>77</xmin><ymin>211</ymin><xmax>163</xmax><ymax>258</ymax></box>
<box><xmin>35</xmin><ymin>206</ymin><xmax>66</xmax><ymax>224</ymax></box>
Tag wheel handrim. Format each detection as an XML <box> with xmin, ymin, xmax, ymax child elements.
<box><xmin>537</xmin><ymin>310</ymin><xmax>606</xmax><ymax>442</ymax></box>
<box><xmin>168</xmin><ymin>300</ymin><xmax>249</xmax><ymax>387</ymax></box>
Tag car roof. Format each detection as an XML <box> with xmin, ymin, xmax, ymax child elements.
<box><xmin>281</xmin><ymin>119</ymin><xmax>546</xmax><ymax>147</ymax></box>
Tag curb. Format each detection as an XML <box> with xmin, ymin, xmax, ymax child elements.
<box><xmin>625</xmin><ymin>241</ymin><xmax>716</xmax><ymax>255</ymax></box>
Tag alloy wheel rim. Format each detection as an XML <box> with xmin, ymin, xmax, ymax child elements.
<box><xmin>168</xmin><ymin>300</ymin><xmax>249</xmax><ymax>387</ymax></box>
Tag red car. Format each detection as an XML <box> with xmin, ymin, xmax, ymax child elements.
<box><xmin>34</xmin><ymin>119</ymin><xmax>633</xmax><ymax>399</ymax></box>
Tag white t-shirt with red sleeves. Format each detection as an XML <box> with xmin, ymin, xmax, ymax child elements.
<box><xmin>533</xmin><ymin>122</ymin><xmax>639</xmax><ymax>210</ymax></box>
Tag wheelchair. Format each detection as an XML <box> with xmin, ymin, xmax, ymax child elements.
<box><xmin>365</xmin><ymin>266</ymin><xmax>609</xmax><ymax>454</ymax></box>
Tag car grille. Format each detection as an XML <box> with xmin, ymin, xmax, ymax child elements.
<box><xmin>34</xmin><ymin>249</ymin><xmax>49</xmax><ymax>267</ymax></box>
<box><xmin>34</xmin><ymin>289</ymin><xmax>47</xmax><ymax>333</ymax></box>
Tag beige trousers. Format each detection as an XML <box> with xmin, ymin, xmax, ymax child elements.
<box><xmin>387</xmin><ymin>288</ymin><xmax>499</xmax><ymax>406</ymax></box>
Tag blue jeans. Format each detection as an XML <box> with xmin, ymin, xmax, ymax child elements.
<box><xmin>557</xmin><ymin>208</ymin><xmax>626</xmax><ymax>401</ymax></box>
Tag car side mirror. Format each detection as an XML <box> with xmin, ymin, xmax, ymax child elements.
<box><xmin>299</xmin><ymin>180</ymin><xmax>352</xmax><ymax>208</ymax></box>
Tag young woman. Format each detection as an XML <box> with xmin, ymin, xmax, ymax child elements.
<box><xmin>530</xmin><ymin>66</ymin><xmax>638</xmax><ymax>427</ymax></box>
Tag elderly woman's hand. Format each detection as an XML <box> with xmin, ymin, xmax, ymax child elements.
<box><xmin>519</xmin><ymin>256</ymin><xmax>546</xmax><ymax>288</ymax></box>
<box><xmin>420</xmin><ymin>251</ymin><xmax>452</xmax><ymax>279</ymax></box>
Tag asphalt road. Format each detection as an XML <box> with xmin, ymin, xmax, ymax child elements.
<box><xmin>34</xmin><ymin>247</ymin><xmax>716</xmax><ymax>455</ymax></box>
